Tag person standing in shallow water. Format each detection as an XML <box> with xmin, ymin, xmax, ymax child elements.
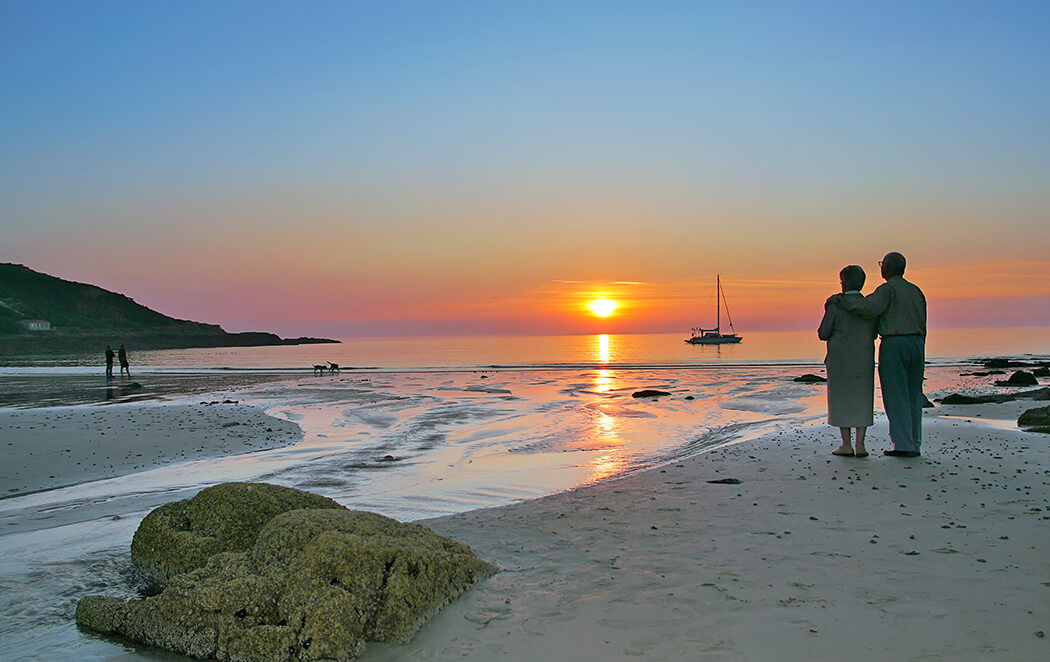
<box><xmin>819</xmin><ymin>265</ymin><xmax>877</xmax><ymax>457</ymax></box>
<box><xmin>828</xmin><ymin>252</ymin><xmax>927</xmax><ymax>458</ymax></box>
<box><xmin>104</xmin><ymin>345</ymin><xmax>115</xmax><ymax>379</ymax></box>
<box><xmin>118</xmin><ymin>344</ymin><xmax>131</xmax><ymax>378</ymax></box>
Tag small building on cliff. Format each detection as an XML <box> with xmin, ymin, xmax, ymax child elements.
<box><xmin>17</xmin><ymin>319</ymin><xmax>51</xmax><ymax>331</ymax></box>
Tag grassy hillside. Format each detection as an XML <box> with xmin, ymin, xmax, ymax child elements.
<box><xmin>0</xmin><ymin>263</ymin><xmax>336</xmax><ymax>355</ymax></box>
<box><xmin>0</xmin><ymin>263</ymin><xmax>219</xmax><ymax>334</ymax></box>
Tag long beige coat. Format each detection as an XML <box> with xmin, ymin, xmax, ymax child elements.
<box><xmin>818</xmin><ymin>293</ymin><xmax>877</xmax><ymax>427</ymax></box>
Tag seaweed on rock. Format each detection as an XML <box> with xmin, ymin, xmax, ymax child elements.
<box><xmin>80</xmin><ymin>489</ymin><xmax>497</xmax><ymax>662</ymax></box>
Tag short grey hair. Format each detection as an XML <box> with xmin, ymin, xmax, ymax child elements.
<box><xmin>840</xmin><ymin>265</ymin><xmax>866</xmax><ymax>291</ymax></box>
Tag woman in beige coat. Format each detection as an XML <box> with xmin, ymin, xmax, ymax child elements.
<box><xmin>818</xmin><ymin>265</ymin><xmax>877</xmax><ymax>457</ymax></box>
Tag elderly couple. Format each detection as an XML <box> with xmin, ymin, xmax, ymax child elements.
<box><xmin>818</xmin><ymin>252</ymin><xmax>927</xmax><ymax>458</ymax></box>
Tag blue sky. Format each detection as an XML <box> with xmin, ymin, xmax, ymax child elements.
<box><xmin>2</xmin><ymin>1</ymin><xmax>1049</xmax><ymax>335</ymax></box>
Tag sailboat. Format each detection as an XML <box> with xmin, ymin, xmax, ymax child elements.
<box><xmin>685</xmin><ymin>275</ymin><xmax>742</xmax><ymax>345</ymax></box>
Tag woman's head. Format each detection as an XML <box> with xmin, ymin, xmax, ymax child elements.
<box><xmin>839</xmin><ymin>265</ymin><xmax>865</xmax><ymax>292</ymax></box>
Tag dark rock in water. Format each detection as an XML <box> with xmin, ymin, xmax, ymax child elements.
<box><xmin>922</xmin><ymin>395</ymin><xmax>935</xmax><ymax>408</ymax></box>
<box><xmin>793</xmin><ymin>374</ymin><xmax>827</xmax><ymax>383</ymax></box>
<box><xmin>632</xmin><ymin>389</ymin><xmax>671</xmax><ymax>398</ymax></box>
<box><xmin>940</xmin><ymin>393</ymin><xmax>1015</xmax><ymax>405</ymax></box>
<box><xmin>707</xmin><ymin>478</ymin><xmax>742</xmax><ymax>484</ymax></box>
<box><xmin>130</xmin><ymin>482</ymin><xmax>346</xmax><ymax>588</ymax></box>
<box><xmin>1034</xmin><ymin>367</ymin><xmax>1050</xmax><ymax>377</ymax></box>
<box><xmin>127</xmin><ymin>382</ymin><xmax>143</xmax><ymax>389</ymax></box>
<box><xmin>684</xmin><ymin>395</ymin><xmax>695</xmax><ymax>400</ymax></box>
<box><xmin>981</xmin><ymin>358</ymin><xmax>1031</xmax><ymax>369</ymax></box>
<box><xmin>961</xmin><ymin>371</ymin><xmax>1005</xmax><ymax>376</ymax></box>
<box><xmin>1018</xmin><ymin>405</ymin><xmax>1050</xmax><ymax>429</ymax></box>
<box><xmin>78</xmin><ymin>507</ymin><xmax>496</xmax><ymax>661</ymax></box>
<box><xmin>995</xmin><ymin>371</ymin><xmax>1039</xmax><ymax>387</ymax></box>
<box><xmin>1028</xmin><ymin>387</ymin><xmax>1050</xmax><ymax>401</ymax></box>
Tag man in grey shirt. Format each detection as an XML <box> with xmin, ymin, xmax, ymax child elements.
<box><xmin>827</xmin><ymin>252</ymin><xmax>927</xmax><ymax>457</ymax></box>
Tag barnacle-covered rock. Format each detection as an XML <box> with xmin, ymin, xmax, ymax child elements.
<box><xmin>79</xmin><ymin>485</ymin><xmax>497</xmax><ymax>661</ymax></box>
<box><xmin>131</xmin><ymin>482</ymin><xmax>345</xmax><ymax>587</ymax></box>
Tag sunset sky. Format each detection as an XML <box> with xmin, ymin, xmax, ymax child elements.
<box><xmin>3</xmin><ymin>1</ymin><xmax>1048</xmax><ymax>337</ymax></box>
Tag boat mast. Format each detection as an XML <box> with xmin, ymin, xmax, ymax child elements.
<box><xmin>716</xmin><ymin>274</ymin><xmax>721</xmax><ymax>332</ymax></box>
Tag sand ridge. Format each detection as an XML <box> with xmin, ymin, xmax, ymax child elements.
<box><xmin>0</xmin><ymin>402</ymin><xmax>302</xmax><ymax>496</ymax></box>
<box><xmin>360</xmin><ymin>413</ymin><xmax>1049</xmax><ymax>661</ymax></box>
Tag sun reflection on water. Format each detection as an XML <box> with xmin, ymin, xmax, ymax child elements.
<box><xmin>593</xmin><ymin>367</ymin><xmax>614</xmax><ymax>394</ymax></box>
<box><xmin>588</xmin><ymin>450</ymin><xmax>629</xmax><ymax>483</ymax></box>
<box><xmin>597</xmin><ymin>333</ymin><xmax>611</xmax><ymax>363</ymax></box>
<box><xmin>586</xmin><ymin>365</ymin><xmax>629</xmax><ymax>482</ymax></box>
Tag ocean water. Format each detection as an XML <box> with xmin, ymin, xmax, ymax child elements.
<box><xmin>3</xmin><ymin>327</ymin><xmax>1049</xmax><ymax>371</ymax></box>
<box><xmin>1</xmin><ymin>328</ymin><xmax>1048</xmax><ymax>660</ymax></box>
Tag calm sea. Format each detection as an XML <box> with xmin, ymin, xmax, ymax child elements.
<box><xmin>5</xmin><ymin>327</ymin><xmax>1049</xmax><ymax>371</ymax></box>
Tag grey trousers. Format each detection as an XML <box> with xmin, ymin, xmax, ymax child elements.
<box><xmin>878</xmin><ymin>335</ymin><xmax>925</xmax><ymax>453</ymax></box>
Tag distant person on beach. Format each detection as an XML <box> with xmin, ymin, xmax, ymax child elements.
<box><xmin>828</xmin><ymin>252</ymin><xmax>927</xmax><ymax>457</ymax></box>
<box><xmin>818</xmin><ymin>265</ymin><xmax>877</xmax><ymax>457</ymax></box>
<box><xmin>105</xmin><ymin>345</ymin><xmax>115</xmax><ymax>379</ymax></box>
<box><xmin>118</xmin><ymin>344</ymin><xmax>131</xmax><ymax>378</ymax></box>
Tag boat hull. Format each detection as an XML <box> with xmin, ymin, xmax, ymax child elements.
<box><xmin>685</xmin><ymin>334</ymin><xmax>742</xmax><ymax>345</ymax></box>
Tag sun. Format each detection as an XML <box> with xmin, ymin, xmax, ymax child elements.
<box><xmin>587</xmin><ymin>299</ymin><xmax>619</xmax><ymax>317</ymax></box>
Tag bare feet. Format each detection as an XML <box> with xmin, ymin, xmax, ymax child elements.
<box><xmin>832</xmin><ymin>445</ymin><xmax>855</xmax><ymax>457</ymax></box>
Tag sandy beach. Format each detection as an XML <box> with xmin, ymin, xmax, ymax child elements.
<box><xmin>359</xmin><ymin>407</ymin><xmax>1049</xmax><ymax>661</ymax></box>
<box><xmin>1</xmin><ymin>369</ymin><xmax>1047</xmax><ymax>661</ymax></box>
<box><xmin>1</xmin><ymin>401</ymin><xmax>302</xmax><ymax>496</ymax></box>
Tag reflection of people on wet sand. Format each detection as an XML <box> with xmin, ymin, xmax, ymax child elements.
<box><xmin>828</xmin><ymin>252</ymin><xmax>927</xmax><ymax>458</ymax></box>
<box><xmin>118</xmin><ymin>344</ymin><xmax>131</xmax><ymax>378</ymax></box>
<box><xmin>105</xmin><ymin>345</ymin><xmax>115</xmax><ymax>379</ymax></box>
<box><xmin>818</xmin><ymin>265</ymin><xmax>877</xmax><ymax>458</ymax></box>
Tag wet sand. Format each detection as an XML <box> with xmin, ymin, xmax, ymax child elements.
<box><xmin>2</xmin><ymin>370</ymin><xmax>1048</xmax><ymax>660</ymax></box>
<box><xmin>0</xmin><ymin>372</ymin><xmax>295</xmax><ymax>409</ymax></box>
<box><xmin>0</xmin><ymin>402</ymin><xmax>302</xmax><ymax>496</ymax></box>
<box><xmin>360</xmin><ymin>408</ymin><xmax>1050</xmax><ymax>661</ymax></box>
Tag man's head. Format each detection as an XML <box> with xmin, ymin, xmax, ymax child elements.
<box><xmin>880</xmin><ymin>252</ymin><xmax>906</xmax><ymax>279</ymax></box>
<box><xmin>839</xmin><ymin>265</ymin><xmax>866</xmax><ymax>292</ymax></box>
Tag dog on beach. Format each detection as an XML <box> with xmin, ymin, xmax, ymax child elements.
<box><xmin>313</xmin><ymin>364</ymin><xmax>326</xmax><ymax>375</ymax></box>
<box><xmin>327</xmin><ymin>362</ymin><xmax>340</xmax><ymax>374</ymax></box>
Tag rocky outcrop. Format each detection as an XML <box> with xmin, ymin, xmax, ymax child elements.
<box><xmin>131</xmin><ymin>482</ymin><xmax>347</xmax><ymax>588</ymax></box>
<box><xmin>78</xmin><ymin>489</ymin><xmax>496</xmax><ymax>661</ymax></box>
<box><xmin>938</xmin><ymin>387</ymin><xmax>1050</xmax><ymax>406</ymax></box>
<box><xmin>1018</xmin><ymin>405</ymin><xmax>1050</xmax><ymax>433</ymax></box>
<box><xmin>980</xmin><ymin>358</ymin><xmax>1033</xmax><ymax>369</ymax></box>
<box><xmin>994</xmin><ymin>371</ymin><xmax>1039</xmax><ymax>387</ymax></box>
<box><xmin>792</xmin><ymin>374</ymin><xmax>827</xmax><ymax>383</ymax></box>
<box><xmin>940</xmin><ymin>393</ymin><xmax>1014</xmax><ymax>405</ymax></box>
<box><xmin>632</xmin><ymin>389</ymin><xmax>672</xmax><ymax>398</ymax></box>
<box><xmin>1029</xmin><ymin>387</ymin><xmax>1050</xmax><ymax>401</ymax></box>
